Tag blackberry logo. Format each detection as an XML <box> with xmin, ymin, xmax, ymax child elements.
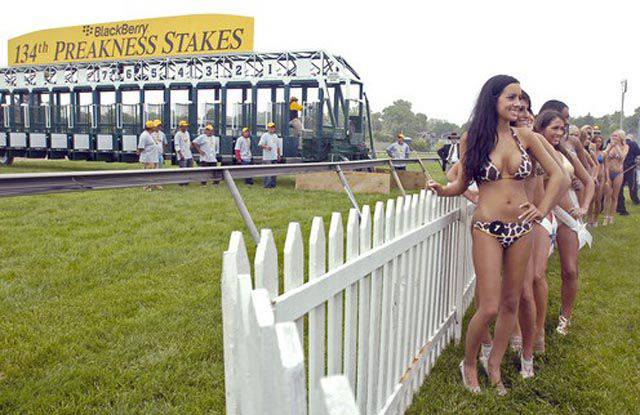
<box><xmin>82</xmin><ymin>26</ymin><xmax>93</xmax><ymax>37</ymax></box>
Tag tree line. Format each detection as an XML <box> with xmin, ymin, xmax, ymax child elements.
<box><xmin>371</xmin><ymin>100</ymin><xmax>640</xmax><ymax>151</ymax></box>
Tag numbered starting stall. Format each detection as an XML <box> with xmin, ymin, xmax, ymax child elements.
<box><xmin>0</xmin><ymin>51</ymin><xmax>374</xmax><ymax>165</ymax></box>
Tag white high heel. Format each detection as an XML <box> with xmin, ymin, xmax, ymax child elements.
<box><xmin>556</xmin><ymin>315</ymin><xmax>571</xmax><ymax>336</ymax></box>
<box><xmin>520</xmin><ymin>355</ymin><xmax>535</xmax><ymax>379</ymax></box>
<box><xmin>459</xmin><ymin>361</ymin><xmax>481</xmax><ymax>394</ymax></box>
<box><xmin>479</xmin><ymin>343</ymin><xmax>491</xmax><ymax>376</ymax></box>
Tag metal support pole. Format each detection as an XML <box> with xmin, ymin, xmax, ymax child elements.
<box><xmin>220</xmin><ymin>86</ymin><xmax>228</xmax><ymax>139</ymax></box>
<box><xmin>416</xmin><ymin>158</ymin><xmax>433</xmax><ymax>182</ymax></box>
<box><xmin>388</xmin><ymin>159</ymin><xmax>406</xmax><ymax>196</ymax></box>
<box><xmin>189</xmin><ymin>85</ymin><xmax>198</xmax><ymax>136</ymax></box>
<box><xmin>335</xmin><ymin>165</ymin><xmax>361</xmax><ymax>215</ymax></box>
<box><xmin>250</xmin><ymin>85</ymin><xmax>258</xmax><ymax>135</ymax></box>
<box><xmin>620</xmin><ymin>79</ymin><xmax>627</xmax><ymax>130</ymax></box>
<box><xmin>223</xmin><ymin>169</ymin><xmax>260</xmax><ymax>244</ymax></box>
<box><xmin>283</xmin><ymin>84</ymin><xmax>291</xmax><ymax>143</ymax></box>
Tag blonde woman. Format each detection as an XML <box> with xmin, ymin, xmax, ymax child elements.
<box><xmin>603</xmin><ymin>130</ymin><xmax>629</xmax><ymax>225</ymax></box>
<box><xmin>588</xmin><ymin>135</ymin><xmax>606</xmax><ymax>226</ymax></box>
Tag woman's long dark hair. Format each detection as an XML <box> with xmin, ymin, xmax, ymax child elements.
<box><xmin>521</xmin><ymin>90</ymin><xmax>532</xmax><ymax>112</ymax></box>
<box><xmin>539</xmin><ymin>100</ymin><xmax>567</xmax><ymax>115</ymax></box>
<box><xmin>464</xmin><ymin>75</ymin><xmax>519</xmax><ymax>181</ymax></box>
<box><xmin>534</xmin><ymin>110</ymin><xmax>564</xmax><ymax>135</ymax></box>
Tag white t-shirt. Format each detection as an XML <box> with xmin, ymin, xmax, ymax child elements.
<box><xmin>234</xmin><ymin>136</ymin><xmax>252</xmax><ymax>161</ymax></box>
<box><xmin>258</xmin><ymin>132</ymin><xmax>281</xmax><ymax>161</ymax></box>
<box><xmin>193</xmin><ymin>134</ymin><xmax>220</xmax><ymax>163</ymax></box>
<box><xmin>138</xmin><ymin>130</ymin><xmax>159</xmax><ymax>163</ymax></box>
<box><xmin>153</xmin><ymin>130</ymin><xmax>167</xmax><ymax>152</ymax></box>
<box><xmin>174</xmin><ymin>130</ymin><xmax>192</xmax><ymax>160</ymax></box>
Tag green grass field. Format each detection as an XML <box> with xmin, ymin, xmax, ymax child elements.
<box><xmin>1</xmin><ymin>159</ymin><xmax>638</xmax><ymax>414</ymax></box>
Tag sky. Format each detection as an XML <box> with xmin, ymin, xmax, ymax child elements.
<box><xmin>0</xmin><ymin>0</ymin><xmax>637</xmax><ymax>125</ymax></box>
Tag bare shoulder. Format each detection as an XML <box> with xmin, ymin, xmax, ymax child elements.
<box><xmin>513</xmin><ymin>127</ymin><xmax>537</xmax><ymax>148</ymax></box>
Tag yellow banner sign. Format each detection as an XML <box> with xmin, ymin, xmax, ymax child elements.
<box><xmin>8</xmin><ymin>14</ymin><xmax>254</xmax><ymax>67</ymax></box>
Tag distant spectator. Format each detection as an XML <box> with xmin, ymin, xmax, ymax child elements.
<box><xmin>137</xmin><ymin>120</ymin><xmax>161</xmax><ymax>191</ymax></box>
<box><xmin>258</xmin><ymin>122</ymin><xmax>281</xmax><ymax>188</ymax></box>
<box><xmin>437</xmin><ymin>132</ymin><xmax>459</xmax><ymax>171</ymax></box>
<box><xmin>174</xmin><ymin>120</ymin><xmax>193</xmax><ymax>186</ymax></box>
<box><xmin>235</xmin><ymin>127</ymin><xmax>254</xmax><ymax>185</ymax></box>
<box><xmin>617</xmin><ymin>133</ymin><xmax>640</xmax><ymax>215</ymax></box>
<box><xmin>386</xmin><ymin>132</ymin><xmax>411</xmax><ymax>170</ymax></box>
<box><xmin>289</xmin><ymin>97</ymin><xmax>303</xmax><ymax>138</ymax></box>
<box><xmin>446</xmin><ymin>132</ymin><xmax>461</xmax><ymax>166</ymax></box>
<box><xmin>153</xmin><ymin>119</ymin><xmax>167</xmax><ymax>168</ymax></box>
<box><xmin>193</xmin><ymin>124</ymin><xmax>220</xmax><ymax>186</ymax></box>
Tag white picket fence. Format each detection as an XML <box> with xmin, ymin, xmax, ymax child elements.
<box><xmin>221</xmin><ymin>190</ymin><xmax>476</xmax><ymax>415</ymax></box>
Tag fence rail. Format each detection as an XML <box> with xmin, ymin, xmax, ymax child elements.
<box><xmin>0</xmin><ymin>157</ymin><xmax>437</xmax><ymax>198</ymax></box>
<box><xmin>222</xmin><ymin>189</ymin><xmax>476</xmax><ymax>414</ymax></box>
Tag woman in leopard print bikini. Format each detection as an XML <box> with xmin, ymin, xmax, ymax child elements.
<box><xmin>428</xmin><ymin>75</ymin><xmax>567</xmax><ymax>395</ymax></box>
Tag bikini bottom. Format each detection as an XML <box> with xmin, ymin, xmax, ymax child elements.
<box><xmin>473</xmin><ymin>220</ymin><xmax>534</xmax><ymax>249</ymax></box>
<box><xmin>610</xmin><ymin>171</ymin><xmax>620</xmax><ymax>181</ymax></box>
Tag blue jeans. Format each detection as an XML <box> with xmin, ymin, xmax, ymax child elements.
<box><xmin>263</xmin><ymin>159</ymin><xmax>276</xmax><ymax>188</ymax></box>
<box><xmin>241</xmin><ymin>159</ymin><xmax>253</xmax><ymax>184</ymax></box>
<box><xmin>178</xmin><ymin>158</ymin><xmax>193</xmax><ymax>186</ymax></box>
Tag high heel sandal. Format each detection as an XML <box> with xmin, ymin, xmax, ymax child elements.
<box><xmin>459</xmin><ymin>361</ymin><xmax>481</xmax><ymax>394</ymax></box>
<box><xmin>556</xmin><ymin>315</ymin><xmax>571</xmax><ymax>336</ymax></box>
<box><xmin>510</xmin><ymin>336</ymin><xmax>523</xmax><ymax>353</ymax></box>
<box><xmin>479</xmin><ymin>343</ymin><xmax>491</xmax><ymax>376</ymax></box>
<box><xmin>534</xmin><ymin>336</ymin><xmax>546</xmax><ymax>354</ymax></box>
<box><xmin>520</xmin><ymin>354</ymin><xmax>535</xmax><ymax>379</ymax></box>
<box><xmin>491</xmin><ymin>380</ymin><xmax>508</xmax><ymax>396</ymax></box>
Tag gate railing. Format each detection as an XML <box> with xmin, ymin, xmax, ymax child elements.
<box><xmin>221</xmin><ymin>190</ymin><xmax>476</xmax><ymax>414</ymax></box>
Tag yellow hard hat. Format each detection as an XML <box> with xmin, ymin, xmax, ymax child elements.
<box><xmin>267</xmin><ymin>122</ymin><xmax>276</xmax><ymax>128</ymax></box>
<box><xmin>153</xmin><ymin>119</ymin><xmax>162</xmax><ymax>127</ymax></box>
<box><xmin>145</xmin><ymin>120</ymin><xmax>155</xmax><ymax>129</ymax></box>
<box><xmin>242</xmin><ymin>127</ymin><xmax>250</xmax><ymax>133</ymax></box>
<box><xmin>205</xmin><ymin>124</ymin><xmax>214</xmax><ymax>131</ymax></box>
<box><xmin>178</xmin><ymin>120</ymin><xmax>189</xmax><ymax>127</ymax></box>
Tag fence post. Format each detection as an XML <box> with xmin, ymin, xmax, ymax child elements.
<box><xmin>327</xmin><ymin>212</ymin><xmax>345</xmax><ymax>375</ymax></box>
<box><xmin>221</xmin><ymin>231</ymin><xmax>251</xmax><ymax>415</ymax></box>
<box><xmin>356</xmin><ymin>205</ymin><xmax>372</xmax><ymax>412</ymax></box>
<box><xmin>284</xmin><ymin>222</ymin><xmax>305</xmax><ymax>345</ymax></box>
<box><xmin>454</xmin><ymin>199</ymin><xmax>468</xmax><ymax>344</ymax></box>
<box><xmin>255</xmin><ymin>228</ymin><xmax>279</xmax><ymax>298</ymax></box>
<box><xmin>343</xmin><ymin>209</ymin><xmax>360</xmax><ymax>391</ymax></box>
<box><xmin>247</xmin><ymin>289</ymin><xmax>278</xmax><ymax>414</ymax></box>
<box><xmin>274</xmin><ymin>321</ymin><xmax>308</xmax><ymax>415</ymax></box>
<box><xmin>314</xmin><ymin>376</ymin><xmax>360</xmax><ymax>415</ymax></box>
<box><xmin>309</xmin><ymin>216</ymin><xmax>327</xmax><ymax>415</ymax></box>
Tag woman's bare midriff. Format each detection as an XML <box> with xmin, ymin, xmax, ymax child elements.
<box><xmin>473</xmin><ymin>180</ymin><xmax>530</xmax><ymax>223</ymax></box>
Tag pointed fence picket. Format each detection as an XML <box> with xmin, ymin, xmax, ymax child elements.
<box><xmin>221</xmin><ymin>192</ymin><xmax>477</xmax><ymax>415</ymax></box>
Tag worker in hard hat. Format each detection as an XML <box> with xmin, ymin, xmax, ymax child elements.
<box><xmin>258</xmin><ymin>122</ymin><xmax>282</xmax><ymax>188</ymax></box>
<box><xmin>193</xmin><ymin>124</ymin><xmax>220</xmax><ymax>185</ymax></box>
<box><xmin>289</xmin><ymin>96</ymin><xmax>303</xmax><ymax>139</ymax></box>
<box><xmin>138</xmin><ymin>120</ymin><xmax>162</xmax><ymax>190</ymax></box>
<box><xmin>386</xmin><ymin>132</ymin><xmax>411</xmax><ymax>170</ymax></box>
<box><xmin>153</xmin><ymin>119</ymin><xmax>167</xmax><ymax>168</ymax></box>
<box><xmin>235</xmin><ymin>127</ymin><xmax>254</xmax><ymax>185</ymax></box>
<box><xmin>174</xmin><ymin>120</ymin><xmax>193</xmax><ymax>185</ymax></box>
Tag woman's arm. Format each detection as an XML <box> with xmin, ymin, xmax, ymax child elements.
<box><xmin>446</xmin><ymin>162</ymin><xmax>478</xmax><ymax>203</ymax></box>
<box><xmin>559</xmin><ymin>146</ymin><xmax>595</xmax><ymax>214</ymax></box>
<box><xmin>520</xmin><ymin>128</ymin><xmax>570</xmax><ymax>219</ymax></box>
<box><xmin>428</xmin><ymin>134</ymin><xmax>471</xmax><ymax>196</ymax></box>
<box><xmin>531</xmin><ymin>132</ymin><xmax>570</xmax><ymax>206</ymax></box>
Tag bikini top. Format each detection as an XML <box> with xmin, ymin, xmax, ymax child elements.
<box><xmin>597</xmin><ymin>154</ymin><xmax>604</xmax><ymax>164</ymax></box>
<box><xmin>560</xmin><ymin>153</ymin><xmax>574</xmax><ymax>176</ymax></box>
<box><xmin>607</xmin><ymin>148</ymin><xmax>623</xmax><ymax>161</ymax></box>
<box><xmin>475</xmin><ymin>129</ymin><xmax>532</xmax><ymax>183</ymax></box>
